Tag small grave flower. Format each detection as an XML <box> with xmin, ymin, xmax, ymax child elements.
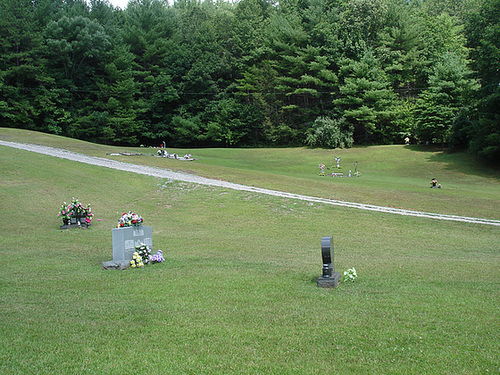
<box><xmin>342</xmin><ymin>267</ymin><xmax>357</xmax><ymax>283</ymax></box>
<box><xmin>58</xmin><ymin>202</ymin><xmax>69</xmax><ymax>221</ymax></box>
<box><xmin>151</xmin><ymin>250</ymin><xmax>165</xmax><ymax>263</ymax></box>
<box><xmin>135</xmin><ymin>243</ymin><xmax>152</xmax><ymax>264</ymax></box>
<box><xmin>130</xmin><ymin>252</ymin><xmax>144</xmax><ymax>268</ymax></box>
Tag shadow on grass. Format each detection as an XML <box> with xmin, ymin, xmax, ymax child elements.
<box><xmin>405</xmin><ymin>145</ymin><xmax>500</xmax><ymax>179</ymax></box>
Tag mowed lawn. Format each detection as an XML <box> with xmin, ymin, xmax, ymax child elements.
<box><xmin>1</xmin><ymin>127</ymin><xmax>499</xmax><ymax>219</ymax></box>
<box><xmin>0</xmin><ymin>129</ymin><xmax>499</xmax><ymax>374</ymax></box>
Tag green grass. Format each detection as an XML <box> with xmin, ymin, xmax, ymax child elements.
<box><xmin>0</xmin><ymin>129</ymin><xmax>499</xmax><ymax>374</ymax></box>
<box><xmin>1</xmin><ymin>128</ymin><xmax>499</xmax><ymax>219</ymax></box>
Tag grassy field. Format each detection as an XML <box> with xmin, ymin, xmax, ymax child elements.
<box><xmin>0</xmin><ymin>129</ymin><xmax>499</xmax><ymax>374</ymax></box>
<box><xmin>1</xmin><ymin>128</ymin><xmax>499</xmax><ymax>219</ymax></box>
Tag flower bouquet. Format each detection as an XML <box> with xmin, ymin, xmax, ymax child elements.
<box><xmin>135</xmin><ymin>243</ymin><xmax>152</xmax><ymax>264</ymax></box>
<box><xmin>117</xmin><ymin>211</ymin><xmax>143</xmax><ymax>228</ymax></box>
<box><xmin>58</xmin><ymin>197</ymin><xmax>93</xmax><ymax>227</ymax></box>
<box><xmin>151</xmin><ymin>250</ymin><xmax>165</xmax><ymax>263</ymax></box>
<box><xmin>58</xmin><ymin>203</ymin><xmax>71</xmax><ymax>222</ymax></box>
<box><xmin>130</xmin><ymin>252</ymin><xmax>144</xmax><ymax>268</ymax></box>
<box><xmin>128</xmin><ymin>246</ymin><xmax>165</xmax><ymax>269</ymax></box>
<box><xmin>342</xmin><ymin>267</ymin><xmax>357</xmax><ymax>283</ymax></box>
<box><xmin>129</xmin><ymin>249</ymin><xmax>165</xmax><ymax>270</ymax></box>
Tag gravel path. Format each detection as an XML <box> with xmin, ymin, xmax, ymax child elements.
<box><xmin>2</xmin><ymin>140</ymin><xmax>499</xmax><ymax>226</ymax></box>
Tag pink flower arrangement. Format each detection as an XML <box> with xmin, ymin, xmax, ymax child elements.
<box><xmin>58</xmin><ymin>197</ymin><xmax>93</xmax><ymax>224</ymax></box>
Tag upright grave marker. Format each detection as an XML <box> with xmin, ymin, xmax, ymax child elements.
<box><xmin>112</xmin><ymin>226</ymin><xmax>153</xmax><ymax>263</ymax></box>
<box><xmin>317</xmin><ymin>236</ymin><xmax>340</xmax><ymax>288</ymax></box>
<box><xmin>335</xmin><ymin>156</ymin><xmax>341</xmax><ymax>168</ymax></box>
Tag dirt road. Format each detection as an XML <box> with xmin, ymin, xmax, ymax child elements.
<box><xmin>2</xmin><ymin>140</ymin><xmax>499</xmax><ymax>226</ymax></box>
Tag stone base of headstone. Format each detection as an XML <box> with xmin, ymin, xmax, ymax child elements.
<box><xmin>102</xmin><ymin>260</ymin><xmax>130</xmax><ymax>270</ymax></box>
<box><xmin>112</xmin><ymin>225</ymin><xmax>153</xmax><ymax>263</ymax></box>
<box><xmin>317</xmin><ymin>272</ymin><xmax>340</xmax><ymax>288</ymax></box>
<box><xmin>60</xmin><ymin>223</ymin><xmax>89</xmax><ymax>229</ymax></box>
<box><xmin>60</xmin><ymin>218</ymin><xmax>90</xmax><ymax>229</ymax></box>
<box><xmin>60</xmin><ymin>215</ymin><xmax>90</xmax><ymax>229</ymax></box>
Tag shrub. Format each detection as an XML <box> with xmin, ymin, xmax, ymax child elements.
<box><xmin>306</xmin><ymin>116</ymin><xmax>354</xmax><ymax>148</ymax></box>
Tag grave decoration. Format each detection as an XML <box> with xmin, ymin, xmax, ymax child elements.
<box><xmin>318</xmin><ymin>163</ymin><xmax>326</xmax><ymax>176</ymax></box>
<box><xmin>117</xmin><ymin>211</ymin><xmax>143</xmax><ymax>227</ymax></box>
<box><xmin>342</xmin><ymin>267</ymin><xmax>357</xmax><ymax>283</ymax></box>
<box><xmin>335</xmin><ymin>156</ymin><xmax>341</xmax><ymax>168</ymax></box>
<box><xmin>316</xmin><ymin>160</ymin><xmax>360</xmax><ymax>177</ymax></box>
<box><xmin>130</xmin><ymin>251</ymin><xmax>145</xmax><ymax>268</ymax></box>
<box><xmin>156</xmin><ymin>149</ymin><xmax>196</xmax><ymax>160</ymax></box>
<box><xmin>129</xmin><ymin>245</ymin><xmax>165</xmax><ymax>269</ymax></box>
<box><xmin>135</xmin><ymin>243</ymin><xmax>152</xmax><ymax>264</ymax></box>
<box><xmin>58</xmin><ymin>197</ymin><xmax>93</xmax><ymax>229</ymax></box>
<box><xmin>150</xmin><ymin>250</ymin><xmax>165</xmax><ymax>263</ymax></box>
<box><xmin>317</xmin><ymin>236</ymin><xmax>340</xmax><ymax>288</ymax></box>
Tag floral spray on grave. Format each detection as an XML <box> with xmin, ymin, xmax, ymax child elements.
<box><xmin>116</xmin><ymin>211</ymin><xmax>143</xmax><ymax>227</ymax></box>
<box><xmin>58</xmin><ymin>197</ymin><xmax>93</xmax><ymax>228</ymax></box>
<box><xmin>130</xmin><ymin>243</ymin><xmax>165</xmax><ymax>268</ymax></box>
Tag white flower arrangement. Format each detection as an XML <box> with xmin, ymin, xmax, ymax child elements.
<box><xmin>135</xmin><ymin>243</ymin><xmax>151</xmax><ymax>265</ymax></box>
<box><xmin>342</xmin><ymin>267</ymin><xmax>357</xmax><ymax>283</ymax></box>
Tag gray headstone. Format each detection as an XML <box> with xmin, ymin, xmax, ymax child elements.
<box><xmin>112</xmin><ymin>226</ymin><xmax>153</xmax><ymax>263</ymax></box>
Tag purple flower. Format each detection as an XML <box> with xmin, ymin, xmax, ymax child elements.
<box><xmin>151</xmin><ymin>250</ymin><xmax>165</xmax><ymax>263</ymax></box>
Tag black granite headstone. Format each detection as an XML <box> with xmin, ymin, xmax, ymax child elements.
<box><xmin>59</xmin><ymin>214</ymin><xmax>90</xmax><ymax>229</ymax></box>
<box><xmin>317</xmin><ymin>236</ymin><xmax>340</xmax><ymax>288</ymax></box>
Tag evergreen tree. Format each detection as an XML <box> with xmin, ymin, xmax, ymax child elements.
<box><xmin>375</xmin><ymin>0</ymin><xmax>425</xmax><ymax>96</ymax></box>
<box><xmin>122</xmin><ymin>0</ymin><xmax>179</xmax><ymax>145</ymax></box>
<box><xmin>334</xmin><ymin>50</ymin><xmax>396</xmax><ymax>144</ymax></box>
<box><xmin>0</xmin><ymin>0</ymin><xmax>495</xmax><ymax>155</ymax></box>
<box><xmin>0</xmin><ymin>0</ymin><xmax>65</xmax><ymax>132</ymax></box>
<box><xmin>412</xmin><ymin>52</ymin><xmax>479</xmax><ymax>145</ymax></box>
<box><xmin>43</xmin><ymin>15</ymin><xmax>112</xmax><ymax>138</ymax></box>
<box><xmin>465</xmin><ymin>0</ymin><xmax>500</xmax><ymax>161</ymax></box>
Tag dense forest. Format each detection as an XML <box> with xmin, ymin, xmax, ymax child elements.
<box><xmin>0</xmin><ymin>0</ymin><xmax>498</xmax><ymax>160</ymax></box>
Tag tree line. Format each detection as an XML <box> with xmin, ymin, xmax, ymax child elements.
<box><xmin>1</xmin><ymin>0</ymin><xmax>498</xmax><ymax>160</ymax></box>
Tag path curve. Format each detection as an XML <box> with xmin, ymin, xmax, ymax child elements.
<box><xmin>2</xmin><ymin>140</ymin><xmax>499</xmax><ymax>226</ymax></box>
